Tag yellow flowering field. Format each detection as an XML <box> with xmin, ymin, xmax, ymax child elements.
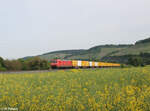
<box><xmin>0</xmin><ymin>66</ymin><xmax>150</xmax><ymax>111</ymax></box>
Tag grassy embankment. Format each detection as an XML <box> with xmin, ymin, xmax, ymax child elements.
<box><xmin>0</xmin><ymin>66</ymin><xmax>150</xmax><ymax>111</ymax></box>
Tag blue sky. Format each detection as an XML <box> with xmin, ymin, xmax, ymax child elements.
<box><xmin>0</xmin><ymin>0</ymin><xmax>150</xmax><ymax>59</ymax></box>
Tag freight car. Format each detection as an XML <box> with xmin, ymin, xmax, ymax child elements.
<box><xmin>50</xmin><ymin>59</ymin><xmax>120</xmax><ymax>69</ymax></box>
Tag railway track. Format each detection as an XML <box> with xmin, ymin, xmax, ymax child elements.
<box><xmin>0</xmin><ymin>68</ymin><xmax>90</xmax><ymax>74</ymax></box>
<box><xmin>0</xmin><ymin>67</ymin><xmax>120</xmax><ymax>74</ymax></box>
<box><xmin>0</xmin><ymin>69</ymin><xmax>59</xmax><ymax>74</ymax></box>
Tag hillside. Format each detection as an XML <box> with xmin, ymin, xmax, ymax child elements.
<box><xmin>101</xmin><ymin>38</ymin><xmax>150</xmax><ymax>63</ymax></box>
<box><xmin>37</xmin><ymin>45</ymin><xmax>131</xmax><ymax>61</ymax></box>
<box><xmin>110</xmin><ymin>41</ymin><xmax>150</xmax><ymax>56</ymax></box>
<box><xmin>39</xmin><ymin>50</ymin><xmax>86</xmax><ymax>60</ymax></box>
<box><xmin>135</xmin><ymin>37</ymin><xmax>150</xmax><ymax>44</ymax></box>
<box><xmin>111</xmin><ymin>39</ymin><xmax>150</xmax><ymax>56</ymax></box>
<box><xmin>22</xmin><ymin>37</ymin><xmax>150</xmax><ymax>64</ymax></box>
<box><xmin>65</xmin><ymin>45</ymin><xmax>131</xmax><ymax>60</ymax></box>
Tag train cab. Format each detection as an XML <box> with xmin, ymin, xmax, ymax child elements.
<box><xmin>50</xmin><ymin>59</ymin><xmax>60</xmax><ymax>69</ymax></box>
<box><xmin>50</xmin><ymin>59</ymin><xmax>73</xmax><ymax>69</ymax></box>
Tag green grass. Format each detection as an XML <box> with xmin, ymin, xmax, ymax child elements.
<box><xmin>0</xmin><ymin>66</ymin><xmax>150</xmax><ymax>111</ymax></box>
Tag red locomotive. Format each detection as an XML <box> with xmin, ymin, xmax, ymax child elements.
<box><xmin>51</xmin><ymin>59</ymin><xmax>72</xmax><ymax>69</ymax></box>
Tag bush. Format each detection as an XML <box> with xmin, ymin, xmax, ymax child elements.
<box><xmin>128</xmin><ymin>57</ymin><xmax>145</xmax><ymax>67</ymax></box>
<box><xmin>0</xmin><ymin>57</ymin><xmax>50</xmax><ymax>71</ymax></box>
<box><xmin>0</xmin><ymin>67</ymin><xmax>7</xmax><ymax>71</ymax></box>
<box><xmin>0</xmin><ymin>57</ymin><xmax>4</xmax><ymax>67</ymax></box>
<box><xmin>26</xmin><ymin>57</ymin><xmax>50</xmax><ymax>70</ymax></box>
<box><xmin>40</xmin><ymin>60</ymin><xmax>50</xmax><ymax>70</ymax></box>
<box><xmin>120</xmin><ymin>64</ymin><xmax>125</xmax><ymax>68</ymax></box>
<box><xmin>0</xmin><ymin>57</ymin><xmax>6</xmax><ymax>71</ymax></box>
<box><xmin>3</xmin><ymin>60</ymin><xmax>23</xmax><ymax>71</ymax></box>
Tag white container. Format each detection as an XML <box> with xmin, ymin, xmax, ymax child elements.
<box><xmin>78</xmin><ymin>61</ymin><xmax>82</xmax><ymax>67</ymax></box>
<box><xmin>95</xmin><ymin>62</ymin><xmax>98</xmax><ymax>66</ymax></box>
<box><xmin>89</xmin><ymin>62</ymin><xmax>92</xmax><ymax>67</ymax></box>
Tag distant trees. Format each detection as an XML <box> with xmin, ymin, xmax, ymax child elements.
<box><xmin>139</xmin><ymin>52</ymin><xmax>150</xmax><ymax>65</ymax></box>
<box><xmin>0</xmin><ymin>57</ymin><xmax>50</xmax><ymax>71</ymax></box>
<box><xmin>101</xmin><ymin>52</ymin><xmax>150</xmax><ymax>67</ymax></box>
<box><xmin>27</xmin><ymin>57</ymin><xmax>49</xmax><ymax>70</ymax></box>
<box><xmin>0</xmin><ymin>57</ymin><xmax>6</xmax><ymax>71</ymax></box>
<box><xmin>88</xmin><ymin>54</ymin><xmax>100</xmax><ymax>62</ymax></box>
<box><xmin>3</xmin><ymin>60</ymin><xmax>22</xmax><ymax>71</ymax></box>
<box><xmin>127</xmin><ymin>52</ymin><xmax>150</xmax><ymax>66</ymax></box>
<box><xmin>88</xmin><ymin>55</ymin><xmax>96</xmax><ymax>61</ymax></box>
<box><xmin>0</xmin><ymin>57</ymin><xmax>4</xmax><ymax>67</ymax></box>
<box><xmin>128</xmin><ymin>56</ymin><xmax>145</xmax><ymax>67</ymax></box>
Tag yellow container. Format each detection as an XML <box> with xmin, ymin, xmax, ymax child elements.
<box><xmin>106</xmin><ymin>63</ymin><xmax>111</xmax><ymax>67</ymax></box>
<box><xmin>98</xmin><ymin>62</ymin><xmax>101</xmax><ymax>67</ymax></box>
<box><xmin>72</xmin><ymin>60</ymin><xmax>78</xmax><ymax>67</ymax></box>
<box><xmin>81</xmin><ymin>61</ymin><xmax>89</xmax><ymax>67</ymax></box>
<box><xmin>103</xmin><ymin>63</ymin><xmax>107</xmax><ymax>67</ymax></box>
<box><xmin>85</xmin><ymin>61</ymin><xmax>89</xmax><ymax>67</ymax></box>
<box><xmin>115</xmin><ymin>63</ymin><xmax>120</xmax><ymax>67</ymax></box>
<box><xmin>92</xmin><ymin>62</ymin><xmax>95</xmax><ymax>67</ymax></box>
<box><xmin>110</xmin><ymin>63</ymin><xmax>113</xmax><ymax>67</ymax></box>
<box><xmin>104</xmin><ymin>62</ymin><xmax>108</xmax><ymax>67</ymax></box>
<box><xmin>100</xmin><ymin>62</ymin><xmax>106</xmax><ymax>67</ymax></box>
<box><xmin>110</xmin><ymin>63</ymin><xmax>120</xmax><ymax>67</ymax></box>
<box><xmin>98</xmin><ymin>62</ymin><xmax>102</xmax><ymax>67</ymax></box>
<box><xmin>98</xmin><ymin>62</ymin><xmax>120</xmax><ymax>67</ymax></box>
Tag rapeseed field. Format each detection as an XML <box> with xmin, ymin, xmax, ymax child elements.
<box><xmin>0</xmin><ymin>66</ymin><xmax>150</xmax><ymax>111</ymax></box>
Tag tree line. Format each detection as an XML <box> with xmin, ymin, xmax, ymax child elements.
<box><xmin>0</xmin><ymin>57</ymin><xmax>50</xmax><ymax>71</ymax></box>
<box><xmin>102</xmin><ymin>52</ymin><xmax>150</xmax><ymax>67</ymax></box>
<box><xmin>127</xmin><ymin>52</ymin><xmax>150</xmax><ymax>67</ymax></box>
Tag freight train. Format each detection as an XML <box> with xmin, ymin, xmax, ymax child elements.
<box><xmin>50</xmin><ymin>59</ymin><xmax>120</xmax><ymax>69</ymax></box>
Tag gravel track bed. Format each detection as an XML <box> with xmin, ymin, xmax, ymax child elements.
<box><xmin>0</xmin><ymin>70</ymin><xmax>58</xmax><ymax>74</ymax></box>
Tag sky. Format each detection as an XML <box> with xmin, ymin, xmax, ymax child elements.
<box><xmin>0</xmin><ymin>0</ymin><xmax>150</xmax><ymax>59</ymax></box>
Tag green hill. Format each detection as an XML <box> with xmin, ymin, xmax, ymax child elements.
<box><xmin>101</xmin><ymin>38</ymin><xmax>150</xmax><ymax>63</ymax></box>
<box><xmin>65</xmin><ymin>45</ymin><xmax>131</xmax><ymax>61</ymax></box>
<box><xmin>39</xmin><ymin>50</ymin><xmax>86</xmax><ymax>60</ymax></box>
<box><xmin>22</xmin><ymin>37</ymin><xmax>150</xmax><ymax>64</ymax></box>
<box><xmin>110</xmin><ymin>42</ymin><xmax>150</xmax><ymax>56</ymax></box>
<box><xmin>36</xmin><ymin>45</ymin><xmax>131</xmax><ymax>61</ymax></box>
<box><xmin>135</xmin><ymin>37</ymin><xmax>150</xmax><ymax>44</ymax></box>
